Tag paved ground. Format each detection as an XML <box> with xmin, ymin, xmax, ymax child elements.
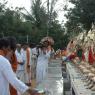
<box><xmin>36</xmin><ymin>59</ymin><xmax>63</xmax><ymax>95</ymax></box>
<box><xmin>47</xmin><ymin>59</ymin><xmax>63</xmax><ymax>95</ymax></box>
<box><xmin>47</xmin><ymin>59</ymin><xmax>71</xmax><ymax>95</ymax></box>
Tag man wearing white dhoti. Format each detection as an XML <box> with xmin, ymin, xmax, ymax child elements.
<box><xmin>31</xmin><ymin>47</ymin><xmax>38</xmax><ymax>79</ymax></box>
<box><xmin>15</xmin><ymin>44</ymin><xmax>25</xmax><ymax>82</ymax></box>
<box><xmin>36</xmin><ymin>42</ymin><xmax>51</xmax><ymax>85</ymax></box>
<box><xmin>21</xmin><ymin>44</ymin><xmax>31</xmax><ymax>85</ymax></box>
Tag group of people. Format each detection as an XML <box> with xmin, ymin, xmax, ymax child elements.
<box><xmin>60</xmin><ymin>37</ymin><xmax>95</xmax><ymax>65</ymax></box>
<box><xmin>52</xmin><ymin>37</ymin><xmax>95</xmax><ymax>78</ymax></box>
<box><xmin>0</xmin><ymin>37</ymin><xmax>53</xmax><ymax>95</ymax></box>
<box><xmin>63</xmin><ymin>37</ymin><xmax>95</xmax><ymax>90</ymax></box>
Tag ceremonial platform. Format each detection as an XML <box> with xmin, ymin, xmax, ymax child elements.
<box><xmin>66</xmin><ymin>63</ymin><xmax>95</xmax><ymax>95</ymax></box>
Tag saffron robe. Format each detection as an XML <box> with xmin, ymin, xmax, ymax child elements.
<box><xmin>10</xmin><ymin>53</ymin><xmax>18</xmax><ymax>95</ymax></box>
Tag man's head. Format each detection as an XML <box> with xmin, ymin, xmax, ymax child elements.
<box><xmin>7</xmin><ymin>36</ymin><xmax>17</xmax><ymax>52</ymax></box>
<box><xmin>0</xmin><ymin>38</ymin><xmax>10</xmax><ymax>55</ymax></box>
<box><xmin>0</xmin><ymin>38</ymin><xmax>10</xmax><ymax>49</ymax></box>
<box><xmin>5</xmin><ymin>37</ymin><xmax>17</xmax><ymax>60</ymax></box>
<box><xmin>16</xmin><ymin>44</ymin><xmax>21</xmax><ymax>51</ymax></box>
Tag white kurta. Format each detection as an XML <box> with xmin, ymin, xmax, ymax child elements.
<box><xmin>15</xmin><ymin>50</ymin><xmax>25</xmax><ymax>82</ymax></box>
<box><xmin>36</xmin><ymin>48</ymin><xmax>51</xmax><ymax>84</ymax></box>
<box><xmin>0</xmin><ymin>55</ymin><xmax>28</xmax><ymax>95</ymax></box>
<box><xmin>31</xmin><ymin>48</ymin><xmax>37</xmax><ymax>67</ymax></box>
<box><xmin>15</xmin><ymin>50</ymin><xmax>24</xmax><ymax>71</ymax></box>
<box><xmin>21</xmin><ymin>48</ymin><xmax>31</xmax><ymax>83</ymax></box>
<box><xmin>31</xmin><ymin>47</ymin><xmax>38</xmax><ymax>79</ymax></box>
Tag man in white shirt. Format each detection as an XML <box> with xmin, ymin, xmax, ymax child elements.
<box><xmin>15</xmin><ymin>44</ymin><xmax>25</xmax><ymax>82</ymax></box>
<box><xmin>36</xmin><ymin>41</ymin><xmax>51</xmax><ymax>85</ymax></box>
<box><xmin>0</xmin><ymin>38</ymin><xmax>39</xmax><ymax>95</ymax></box>
<box><xmin>21</xmin><ymin>43</ymin><xmax>31</xmax><ymax>85</ymax></box>
<box><xmin>31</xmin><ymin>46</ymin><xmax>38</xmax><ymax>79</ymax></box>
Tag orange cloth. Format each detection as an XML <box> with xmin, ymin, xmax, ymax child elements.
<box><xmin>10</xmin><ymin>53</ymin><xmax>18</xmax><ymax>72</ymax></box>
<box><xmin>0</xmin><ymin>50</ymin><xmax>5</xmax><ymax>56</ymax></box>
<box><xmin>0</xmin><ymin>50</ymin><xmax>18</xmax><ymax>95</ymax></box>
<box><xmin>0</xmin><ymin>50</ymin><xmax>18</xmax><ymax>72</ymax></box>
<box><xmin>10</xmin><ymin>85</ymin><xmax>17</xmax><ymax>95</ymax></box>
<box><xmin>61</xmin><ymin>50</ymin><xmax>68</xmax><ymax>56</ymax></box>
<box><xmin>10</xmin><ymin>53</ymin><xmax>18</xmax><ymax>95</ymax></box>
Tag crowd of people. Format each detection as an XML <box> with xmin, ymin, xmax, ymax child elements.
<box><xmin>1</xmin><ymin>31</ymin><xmax>95</xmax><ymax>95</ymax></box>
<box><xmin>0</xmin><ymin>36</ymin><xmax>54</xmax><ymax>95</ymax></box>
<box><xmin>60</xmin><ymin>37</ymin><xmax>95</xmax><ymax>65</ymax></box>
<box><xmin>57</xmin><ymin>31</ymin><xmax>95</xmax><ymax>91</ymax></box>
<box><xmin>53</xmin><ymin>32</ymin><xmax>95</xmax><ymax>81</ymax></box>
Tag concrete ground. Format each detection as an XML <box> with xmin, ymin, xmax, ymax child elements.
<box><xmin>47</xmin><ymin>59</ymin><xmax>63</xmax><ymax>95</ymax></box>
<box><xmin>36</xmin><ymin>59</ymin><xmax>64</xmax><ymax>95</ymax></box>
<box><xmin>46</xmin><ymin>59</ymin><xmax>71</xmax><ymax>95</ymax></box>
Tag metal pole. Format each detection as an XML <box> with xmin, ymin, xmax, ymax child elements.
<box><xmin>27</xmin><ymin>35</ymin><xmax>29</xmax><ymax>43</ymax></box>
<box><xmin>47</xmin><ymin>0</ymin><xmax>49</xmax><ymax>14</ymax></box>
<box><xmin>47</xmin><ymin>0</ymin><xmax>49</xmax><ymax>36</ymax></box>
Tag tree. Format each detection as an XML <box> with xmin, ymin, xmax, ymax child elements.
<box><xmin>23</xmin><ymin>0</ymin><xmax>61</xmax><ymax>45</ymax></box>
<box><xmin>65</xmin><ymin>0</ymin><xmax>95</xmax><ymax>35</ymax></box>
<box><xmin>0</xmin><ymin>0</ymin><xmax>7</xmax><ymax>37</ymax></box>
<box><xmin>0</xmin><ymin>0</ymin><xmax>69</xmax><ymax>49</ymax></box>
<box><xmin>28</xmin><ymin>0</ymin><xmax>68</xmax><ymax>49</ymax></box>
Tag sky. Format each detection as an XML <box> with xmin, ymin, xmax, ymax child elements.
<box><xmin>5</xmin><ymin>0</ymin><xmax>74</xmax><ymax>24</ymax></box>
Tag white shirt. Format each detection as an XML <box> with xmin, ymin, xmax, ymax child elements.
<box><xmin>31</xmin><ymin>47</ymin><xmax>37</xmax><ymax>55</ymax></box>
<box><xmin>36</xmin><ymin>48</ymin><xmax>51</xmax><ymax>83</ymax></box>
<box><xmin>0</xmin><ymin>55</ymin><xmax>28</xmax><ymax>95</ymax></box>
<box><xmin>31</xmin><ymin>47</ymin><xmax>37</xmax><ymax>65</ymax></box>
<box><xmin>21</xmin><ymin>49</ymin><xmax>26</xmax><ymax>62</ymax></box>
<box><xmin>15</xmin><ymin>50</ymin><xmax>24</xmax><ymax>70</ymax></box>
<box><xmin>21</xmin><ymin>48</ymin><xmax>31</xmax><ymax>65</ymax></box>
<box><xmin>37</xmin><ymin>48</ymin><xmax>51</xmax><ymax>67</ymax></box>
<box><xmin>15</xmin><ymin>50</ymin><xmax>23</xmax><ymax>63</ymax></box>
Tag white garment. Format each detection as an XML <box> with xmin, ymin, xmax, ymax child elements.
<box><xmin>21</xmin><ymin>49</ymin><xmax>26</xmax><ymax>62</ymax></box>
<box><xmin>31</xmin><ymin>47</ymin><xmax>38</xmax><ymax>79</ymax></box>
<box><xmin>36</xmin><ymin>48</ymin><xmax>51</xmax><ymax>84</ymax></box>
<box><xmin>31</xmin><ymin>47</ymin><xmax>38</xmax><ymax>62</ymax></box>
<box><xmin>15</xmin><ymin>50</ymin><xmax>25</xmax><ymax>82</ymax></box>
<box><xmin>21</xmin><ymin>48</ymin><xmax>31</xmax><ymax>65</ymax></box>
<box><xmin>21</xmin><ymin>48</ymin><xmax>31</xmax><ymax>83</ymax></box>
<box><xmin>0</xmin><ymin>55</ymin><xmax>28</xmax><ymax>95</ymax></box>
<box><xmin>31</xmin><ymin>47</ymin><xmax>37</xmax><ymax>55</ymax></box>
<box><xmin>15</xmin><ymin>50</ymin><xmax>24</xmax><ymax>71</ymax></box>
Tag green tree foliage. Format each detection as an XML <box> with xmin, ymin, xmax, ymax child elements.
<box><xmin>31</xmin><ymin>0</ymin><xmax>69</xmax><ymax>49</ymax></box>
<box><xmin>65</xmin><ymin>0</ymin><xmax>95</xmax><ymax>35</ymax></box>
<box><xmin>0</xmin><ymin>0</ymin><xmax>69</xmax><ymax>49</ymax></box>
<box><xmin>49</xmin><ymin>20</ymin><xmax>69</xmax><ymax>49</ymax></box>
